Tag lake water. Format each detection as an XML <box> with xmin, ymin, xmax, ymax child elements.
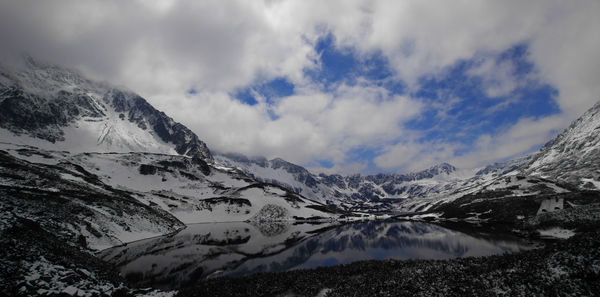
<box><xmin>99</xmin><ymin>220</ymin><xmax>535</xmax><ymax>290</ymax></box>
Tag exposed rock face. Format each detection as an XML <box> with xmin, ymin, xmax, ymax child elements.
<box><xmin>107</xmin><ymin>90</ymin><xmax>213</xmax><ymax>161</ymax></box>
<box><xmin>0</xmin><ymin>88</ymin><xmax>106</xmax><ymax>142</ymax></box>
<box><xmin>0</xmin><ymin>149</ymin><xmax>185</xmax><ymax>251</ymax></box>
<box><xmin>0</xmin><ymin>56</ymin><xmax>212</xmax><ymax>162</ymax></box>
<box><xmin>524</xmin><ymin>102</ymin><xmax>600</xmax><ymax>189</ymax></box>
<box><xmin>217</xmin><ymin>152</ymin><xmax>465</xmax><ymax>210</ymax></box>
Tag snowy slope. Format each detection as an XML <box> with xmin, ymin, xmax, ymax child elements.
<box><xmin>0</xmin><ymin>145</ymin><xmax>185</xmax><ymax>251</ymax></box>
<box><xmin>0</xmin><ymin>57</ymin><xmax>346</xmax><ymax>256</ymax></box>
<box><xmin>0</xmin><ymin>56</ymin><xmax>212</xmax><ymax>161</ymax></box>
<box><xmin>395</xmin><ymin>101</ymin><xmax>600</xmax><ymax>215</ymax></box>
<box><xmin>1</xmin><ymin>143</ymin><xmax>344</xmax><ymax>227</ymax></box>
<box><xmin>217</xmin><ymin>153</ymin><xmax>485</xmax><ymax>211</ymax></box>
<box><xmin>67</xmin><ymin>152</ymin><xmax>342</xmax><ymax>224</ymax></box>
<box><xmin>397</xmin><ymin>169</ymin><xmax>573</xmax><ymax>214</ymax></box>
<box><xmin>525</xmin><ymin>101</ymin><xmax>600</xmax><ymax>189</ymax></box>
<box><xmin>215</xmin><ymin>153</ymin><xmax>335</xmax><ymax>203</ymax></box>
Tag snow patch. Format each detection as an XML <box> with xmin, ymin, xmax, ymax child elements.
<box><xmin>60</xmin><ymin>173</ymin><xmax>86</xmax><ymax>183</ymax></box>
<box><xmin>538</xmin><ymin>228</ymin><xmax>576</xmax><ymax>239</ymax></box>
<box><xmin>581</xmin><ymin>178</ymin><xmax>600</xmax><ymax>189</ymax></box>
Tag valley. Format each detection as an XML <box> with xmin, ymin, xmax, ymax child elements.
<box><xmin>0</xmin><ymin>57</ymin><xmax>599</xmax><ymax>296</ymax></box>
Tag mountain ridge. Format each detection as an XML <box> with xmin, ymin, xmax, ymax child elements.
<box><xmin>524</xmin><ymin>101</ymin><xmax>600</xmax><ymax>188</ymax></box>
<box><xmin>0</xmin><ymin>56</ymin><xmax>350</xmax><ymax>253</ymax></box>
<box><xmin>216</xmin><ymin>100</ymin><xmax>600</xmax><ymax>211</ymax></box>
<box><xmin>2</xmin><ymin>56</ymin><xmax>599</xmax><ymax>213</ymax></box>
<box><xmin>216</xmin><ymin>151</ymin><xmax>470</xmax><ymax>210</ymax></box>
<box><xmin>0</xmin><ymin>56</ymin><xmax>213</xmax><ymax>162</ymax></box>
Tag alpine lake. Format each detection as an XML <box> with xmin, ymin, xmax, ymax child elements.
<box><xmin>97</xmin><ymin>219</ymin><xmax>539</xmax><ymax>290</ymax></box>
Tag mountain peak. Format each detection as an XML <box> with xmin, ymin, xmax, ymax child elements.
<box><xmin>409</xmin><ymin>162</ymin><xmax>456</xmax><ymax>178</ymax></box>
<box><xmin>524</xmin><ymin>100</ymin><xmax>600</xmax><ymax>188</ymax></box>
<box><xmin>429</xmin><ymin>162</ymin><xmax>456</xmax><ymax>173</ymax></box>
<box><xmin>0</xmin><ymin>56</ymin><xmax>213</xmax><ymax>162</ymax></box>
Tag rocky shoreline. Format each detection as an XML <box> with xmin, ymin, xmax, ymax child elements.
<box><xmin>2</xmin><ymin>217</ymin><xmax>600</xmax><ymax>296</ymax></box>
<box><xmin>2</xmin><ymin>196</ymin><xmax>599</xmax><ymax>296</ymax></box>
<box><xmin>177</xmin><ymin>230</ymin><xmax>600</xmax><ymax>297</ymax></box>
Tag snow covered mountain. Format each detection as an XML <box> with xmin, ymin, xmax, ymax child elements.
<box><xmin>0</xmin><ymin>142</ymin><xmax>345</xmax><ymax>250</ymax></box>
<box><xmin>215</xmin><ymin>153</ymin><xmax>331</xmax><ymax>202</ymax></box>
<box><xmin>0</xmin><ymin>145</ymin><xmax>185</xmax><ymax>251</ymax></box>
<box><xmin>525</xmin><ymin>102</ymin><xmax>600</xmax><ymax>189</ymax></box>
<box><xmin>2</xmin><ymin>55</ymin><xmax>599</xmax><ymax>231</ymax></box>
<box><xmin>217</xmin><ymin>100</ymin><xmax>600</xmax><ymax>213</ymax></box>
<box><xmin>217</xmin><ymin>149</ymin><xmax>564</xmax><ymax>213</ymax></box>
<box><xmin>0</xmin><ymin>56</ymin><xmax>212</xmax><ymax>161</ymax></box>
<box><xmin>217</xmin><ymin>152</ymin><xmax>479</xmax><ymax>211</ymax></box>
<box><xmin>0</xmin><ymin>57</ymin><xmax>348</xmax><ymax>253</ymax></box>
<box><xmin>399</xmin><ymin>101</ymin><xmax>600</xmax><ymax>218</ymax></box>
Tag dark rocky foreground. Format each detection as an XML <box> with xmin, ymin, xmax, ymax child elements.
<box><xmin>0</xmin><ymin>215</ymin><xmax>131</xmax><ymax>296</ymax></box>
<box><xmin>1</xmin><ymin>182</ymin><xmax>599</xmax><ymax>296</ymax></box>
<box><xmin>1</xmin><ymin>211</ymin><xmax>599</xmax><ymax>296</ymax></box>
<box><xmin>176</xmin><ymin>230</ymin><xmax>600</xmax><ymax>297</ymax></box>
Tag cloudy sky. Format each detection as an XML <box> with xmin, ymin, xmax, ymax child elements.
<box><xmin>1</xmin><ymin>0</ymin><xmax>599</xmax><ymax>174</ymax></box>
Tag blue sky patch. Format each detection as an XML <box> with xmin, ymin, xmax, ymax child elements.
<box><xmin>233</xmin><ymin>77</ymin><xmax>295</xmax><ymax>106</ymax></box>
<box><xmin>406</xmin><ymin>45</ymin><xmax>560</xmax><ymax>150</ymax></box>
<box><xmin>304</xmin><ymin>33</ymin><xmax>397</xmax><ymax>90</ymax></box>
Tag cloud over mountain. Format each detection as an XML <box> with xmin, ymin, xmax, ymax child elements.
<box><xmin>2</xmin><ymin>0</ymin><xmax>599</xmax><ymax>173</ymax></box>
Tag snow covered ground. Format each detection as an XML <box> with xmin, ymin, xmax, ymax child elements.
<box><xmin>538</xmin><ymin>227</ymin><xmax>576</xmax><ymax>239</ymax></box>
<box><xmin>1</xmin><ymin>143</ymin><xmax>344</xmax><ymax>248</ymax></box>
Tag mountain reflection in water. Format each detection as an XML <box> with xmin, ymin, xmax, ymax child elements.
<box><xmin>99</xmin><ymin>221</ymin><xmax>534</xmax><ymax>290</ymax></box>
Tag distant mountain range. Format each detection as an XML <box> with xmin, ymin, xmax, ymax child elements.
<box><xmin>217</xmin><ymin>101</ymin><xmax>600</xmax><ymax>212</ymax></box>
<box><xmin>2</xmin><ymin>56</ymin><xmax>599</xmax><ymax>217</ymax></box>
<box><xmin>215</xmin><ymin>153</ymin><xmax>474</xmax><ymax>211</ymax></box>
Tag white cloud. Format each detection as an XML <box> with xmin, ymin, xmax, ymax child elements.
<box><xmin>155</xmin><ymin>83</ymin><xmax>422</xmax><ymax>167</ymax></box>
<box><xmin>467</xmin><ymin>57</ymin><xmax>520</xmax><ymax>98</ymax></box>
<box><xmin>527</xmin><ymin>1</ymin><xmax>600</xmax><ymax>117</ymax></box>
<box><xmin>308</xmin><ymin>161</ymin><xmax>369</xmax><ymax>176</ymax></box>
<box><xmin>373</xmin><ymin>143</ymin><xmax>421</xmax><ymax>169</ymax></box>
<box><xmin>1</xmin><ymin>0</ymin><xmax>599</xmax><ymax>173</ymax></box>
<box><xmin>0</xmin><ymin>0</ymin><xmax>317</xmax><ymax>93</ymax></box>
<box><xmin>374</xmin><ymin>141</ymin><xmax>459</xmax><ymax>172</ymax></box>
<box><xmin>449</xmin><ymin>115</ymin><xmax>570</xmax><ymax>168</ymax></box>
<box><xmin>374</xmin><ymin>114</ymin><xmax>569</xmax><ymax>172</ymax></box>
